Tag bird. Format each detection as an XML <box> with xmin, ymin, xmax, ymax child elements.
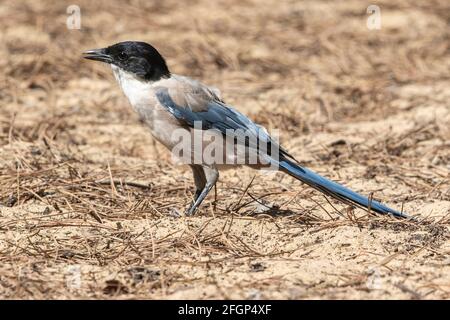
<box><xmin>83</xmin><ymin>41</ymin><xmax>409</xmax><ymax>218</ymax></box>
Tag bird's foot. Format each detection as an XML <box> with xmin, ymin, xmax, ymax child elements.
<box><xmin>185</xmin><ymin>205</ymin><xmax>197</xmax><ymax>216</ymax></box>
<box><xmin>183</xmin><ymin>189</ymin><xmax>202</xmax><ymax>216</ymax></box>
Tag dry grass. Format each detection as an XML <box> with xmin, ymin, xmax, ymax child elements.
<box><xmin>0</xmin><ymin>0</ymin><xmax>449</xmax><ymax>299</ymax></box>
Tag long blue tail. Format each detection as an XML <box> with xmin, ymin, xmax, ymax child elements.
<box><xmin>279</xmin><ymin>159</ymin><xmax>408</xmax><ymax>218</ymax></box>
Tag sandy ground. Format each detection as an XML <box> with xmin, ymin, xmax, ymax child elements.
<box><xmin>0</xmin><ymin>0</ymin><xmax>449</xmax><ymax>299</ymax></box>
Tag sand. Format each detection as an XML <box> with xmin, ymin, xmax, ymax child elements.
<box><xmin>0</xmin><ymin>0</ymin><xmax>449</xmax><ymax>299</ymax></box>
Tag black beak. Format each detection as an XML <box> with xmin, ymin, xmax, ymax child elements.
<box><xmin>83</xmin><ymin>48</ymin><xmax>112</xmax><ymax>63</ymax></box>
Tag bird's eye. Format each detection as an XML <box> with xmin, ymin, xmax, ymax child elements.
<box><xmin>118</xmin><ymin>52</ymin><xmax>128</xmax><ymax>60</ymax></box>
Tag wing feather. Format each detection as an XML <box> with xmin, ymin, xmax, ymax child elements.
<box><xmin>154</xmin><ymin>80</ymin><xmax>295</xmax><ymax>161</ymax></box>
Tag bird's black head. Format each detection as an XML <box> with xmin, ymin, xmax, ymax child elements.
<box><xmin>83</xmin><ymin>41</ymin><xmax>170</xmax><ymax>81</ymax></box>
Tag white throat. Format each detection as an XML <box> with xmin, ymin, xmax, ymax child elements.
<box><xmin>111</xmin><ymin>65</ymin><xmax>153</xmax><ymax>107</ymax></box>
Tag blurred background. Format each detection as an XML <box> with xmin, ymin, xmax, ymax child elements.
<box><xmin>0</xmin><ymin>0</ymin><xmax>449</xmax><ymax>299</ymax></box>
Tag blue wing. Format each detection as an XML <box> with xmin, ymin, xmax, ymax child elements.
<box><xmin>155</xmin><ymin>86</ymin><xmax>294</xmax><ymax>160</ymax></box>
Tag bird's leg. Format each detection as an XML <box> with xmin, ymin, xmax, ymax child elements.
<box><xmin>194</xmin><ymin>189</ymin><xmax>202</xmax><ymax>201</ymax></box>
<box><xmin>190</xmin><ymin>165</ymin><xmax>206</xmax><ymax>202</ymax></box>
<box><xmin>186</xmin><ymin>167</ymin><xmax>219</xmax><ymax>216</ymax></box>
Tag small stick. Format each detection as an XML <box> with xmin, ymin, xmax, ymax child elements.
<box><xmin>107</xmin><ymin>161</ymin><xmax>118</xmax><ymax>198</ymax></box>
<box><xmin>95</xmin><ymin>179</ymin><xmax>152</xmax><ymax>190</ymax></box>
<box><xmin>233</xmin><ymin>175</ymin><xmax>256</xmax><ymax>211</ymax></box>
